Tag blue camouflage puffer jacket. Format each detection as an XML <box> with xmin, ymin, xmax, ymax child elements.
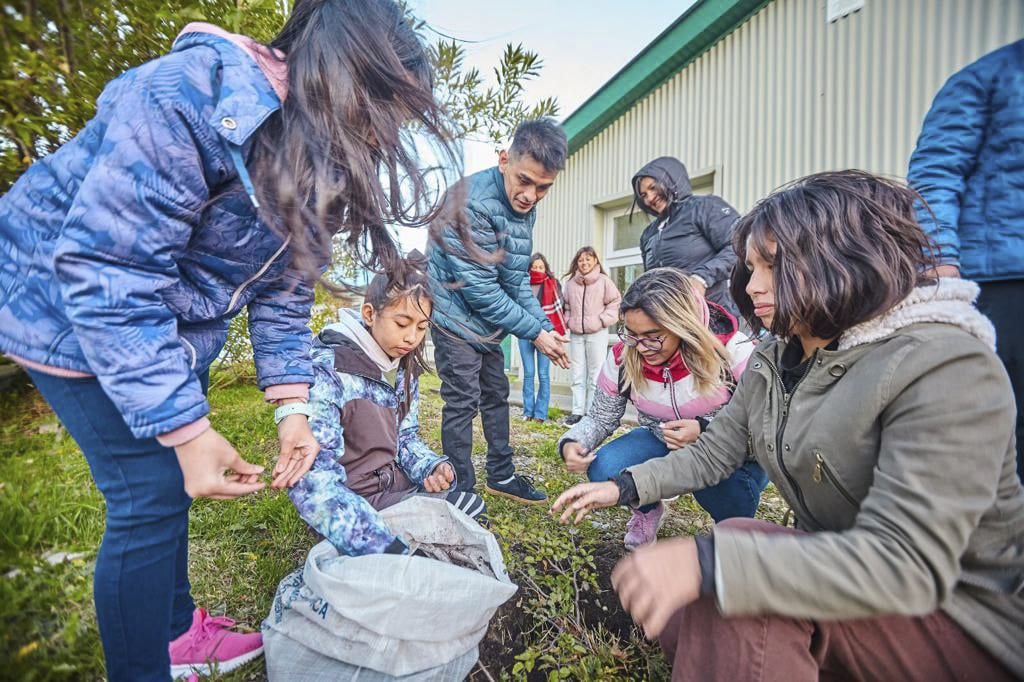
<box><xmin>908</xmin><ymin>39</ymin><xmax>1024</xmax><ymax>282</ymax></box>
<box><xmin>427</xmin><ymin>166</ymin><xmax>553</xmax><ymax>349</ymax></box>
<box><xmin>0</xmin><ymin>29</ymin><xmax>318</xmax><ymax>439</ymax></box>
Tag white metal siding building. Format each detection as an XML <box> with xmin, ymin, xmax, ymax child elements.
<box><xmin>518</xmin><ymin>0</ymin><xmax>1023</xmax><ymax>390</ymax></box>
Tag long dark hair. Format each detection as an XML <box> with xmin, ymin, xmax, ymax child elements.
<box><xmin>730</xmin><ymin>170</ymin><xmax>939</xmax><ymax>339</ymax></box>
<box><xmin>565</xmin><ymin>246</ymin><xmax>604</xmax><ymax>279</ymax></box>
<box><xmin>631</xmin><ymin>175</ymin><xmax>672</xmax><ymax>218</ymax></box>
<box><xmin>251</xmin><ymin>0</ymin><xmax>461</xmax><ymax>282</ymax></box>
<box><xmin>363</xmin><ymin>250</ymin><xmax>433</xmax><ymax>418</ymax></box>
<box><xmin>530</xmin><ymin>252</ymin><xmax>554</xmax><ymax>279</ymax></box>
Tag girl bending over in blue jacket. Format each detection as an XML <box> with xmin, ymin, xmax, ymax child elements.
<box><xmin>291</xmin><ymin>255</ymin><xmax>486</xmax><ymax>556</ymax></box>
<box><xmin>0</xmin><ymin>2</ymin><xmax>469</xmax><ymax>679</ymax></box>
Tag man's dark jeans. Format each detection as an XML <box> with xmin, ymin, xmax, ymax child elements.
<box><xmin>432</xmin><ymin>330</ymin><xmax>516</xmax><ymax>492</ymax></box>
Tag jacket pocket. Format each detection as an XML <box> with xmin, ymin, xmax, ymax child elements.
<box><xmin>811</xmin><ymin>449</ymin><xmax>860</xmax><ymax>509</ymax></box>
<box><xmin>47</xmin><ymin>326</ymin><xmax>78</xmax><ymax>361</ymax></box>
<box><xmin>180</xmin><ymin>337</ymin><xmax>198</xmax><ymax>370</ymax></box>
<box><xmin>178</xmin><ymin>324</ymin><xmax>229</xmax><ymax>374</ymax></box>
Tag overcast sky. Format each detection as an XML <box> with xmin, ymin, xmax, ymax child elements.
<box><xmin>397</xmin><ymin>0</ymin><xmax>698</xmax><ymax>250</ymax></box>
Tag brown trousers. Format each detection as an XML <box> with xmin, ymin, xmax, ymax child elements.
<box><xmin>658</xmin><ymin>519</ymin><xmax>1014</xmax><ymax>682</ymax></box>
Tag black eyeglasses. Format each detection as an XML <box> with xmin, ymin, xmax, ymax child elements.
<box><xmin>617</xmin><ymin>329</ymin><xmax>667</xmax><ymax>351</ymax></box>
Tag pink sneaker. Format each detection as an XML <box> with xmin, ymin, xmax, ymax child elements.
<box><xmin>623</xmin><ymin>502</ymin><xmax>666</xmax><ymax>550</ymax></box>
<box><xmin>169</xmin><ymin>608</ymin><xmax>264</xmax><ymax>679</ymax></box>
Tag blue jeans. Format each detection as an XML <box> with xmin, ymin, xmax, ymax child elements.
<box><xmin>28</xmin><ymin>370</ymin><xmax>199</xmax><ymax>682</ymax></box>
<box><xmin>517</xmin><ymin>337</ymin><xmax>551</xmax><ymax>420</ymax></box>
<box><xmin>587</xmin><ymin>427</ymin><xmax>769</xmax><ymax>518</ymax></box>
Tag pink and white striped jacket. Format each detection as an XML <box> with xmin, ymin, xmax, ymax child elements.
<box><xmin>558</xmin><ymin>303</ymin><xmax>754</xmax><ymax>455</ymax></box>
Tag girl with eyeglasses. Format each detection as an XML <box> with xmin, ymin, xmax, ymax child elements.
<box><xmin>557</xmin><ymin>267</ymin><xmax>768</xmax><ymax>549</ymax></box>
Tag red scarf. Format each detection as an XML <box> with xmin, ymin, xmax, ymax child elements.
<box><xmin>530</xmin><ymin>271</ymin><xmax>566</xmax><ymax>335</ymax></box>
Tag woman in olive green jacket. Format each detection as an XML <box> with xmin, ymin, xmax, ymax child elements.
<box><xmin>553</xmin><ymin>170</ymin><xmax>1024</xmax><ymax>681</ymax></box>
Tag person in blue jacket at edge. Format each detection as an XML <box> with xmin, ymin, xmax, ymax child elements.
<box><xmin>0</xmin><ymin>1</ymin><xmax>471</xmax><ymax>679</ymax></box>
<box><xmin>908</xmin><ymin>39</ymin><xmax>1024</xmax><ymax>479</ymax></box>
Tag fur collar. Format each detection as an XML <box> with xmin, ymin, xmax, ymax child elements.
<box><xmin>837</xmin><ymin>278</ymin><xmax>995</xmax><ymax>352</ymax></box>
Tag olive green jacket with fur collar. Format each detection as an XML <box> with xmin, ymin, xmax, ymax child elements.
<box><xmin>627</xmin><ymin>278</ymin><xmax>1024</xmax><ymax>677</ymax></box>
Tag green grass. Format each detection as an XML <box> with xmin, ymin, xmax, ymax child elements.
<box><xmin>0</xmin><ymin>373</ymin><xmax>783</xmax><ymax>681</ymax></box>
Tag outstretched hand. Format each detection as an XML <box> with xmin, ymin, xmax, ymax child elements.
<box><xmin>549</xmin><ymin>481</ymin><xmax>619</xmax><ymax>524</ymax></box>
<box><xmin>175</xmin><ymin>428</ymin><xmax>265</xmax><ymax>500</ymax></box>
<box><xmin>273</xmin><ymin>413</ymin><xmax>320</xmax><ymax>489</ymax></box>
<box><xmin>535</xmin><ymin>329</ymin><xmax>570</xmax><ymax>369</ymax></box>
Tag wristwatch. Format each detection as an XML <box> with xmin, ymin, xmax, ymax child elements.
<box><xmin>274</xmin><ymin>401</ymin><xmax>313</xmax><ymax>425</ymax></box>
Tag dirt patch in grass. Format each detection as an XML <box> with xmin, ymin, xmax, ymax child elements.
<box><xmin>587</xmin><ymin>543</ymin><xmax>635</xmax><ymax>640</ymax></box>
<box><xmin>473</xmin><ymin>600</ymin><xmax>529</xmax><ymax>678</ymax></box>
<box><xmin>471</xmin><ymin>541</ymin><xmax>639</xmax><ymax>681</ymax></box>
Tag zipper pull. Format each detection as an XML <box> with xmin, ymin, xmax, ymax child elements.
<box><xmin>227</xmin><ymin>144</ymin><xmax>261</xmax><ymax>209</ymax></box>
<box><xmin>813</xmin><ymin>452</ymin><xmax>823</xmax><ymax>483</ymax></box>
<box><xmin>782</xmin><ymin>392</ymin><xmax>790</xmax><ymax>418</ymax></box>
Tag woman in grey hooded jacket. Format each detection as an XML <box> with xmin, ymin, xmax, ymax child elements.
<box><xmin>554</xmin><ymin>170</ymin><xmax>1024</xmax><ymax>681</ymax></box>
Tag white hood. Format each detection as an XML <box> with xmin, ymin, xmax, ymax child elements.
<box><xmin>321</xmin><ymin>308</ymin><xmax>400</xmax><ymax>373</ymax></box>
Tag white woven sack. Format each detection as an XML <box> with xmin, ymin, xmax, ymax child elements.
<box><xmin>263</xmin><ymin>627</ymin><xmax>480</xmax><ymax>681</ymax></box>
<box><xmin>263</xmin><ymin>496</ymin><xmax>517</xmax><ymax>677</ymax></box>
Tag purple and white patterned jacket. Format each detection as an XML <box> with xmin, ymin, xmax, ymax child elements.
<box><xmin>289</xmin><ymin>315</ymin><xmax>449</xmax><ymax>556</ymax></box>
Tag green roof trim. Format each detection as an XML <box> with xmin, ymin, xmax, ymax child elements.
<box><xmin>563</xmin><ymin>0</ymin><xmax>771</xmax><ymax>155</ymax></box>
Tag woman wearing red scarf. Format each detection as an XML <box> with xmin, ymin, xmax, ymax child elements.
<box><xmin>518</xmin><ymin>254</ymin><xmax>566</xmax><ymax>422</ymax></box>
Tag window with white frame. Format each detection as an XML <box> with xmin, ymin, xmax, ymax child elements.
<box><xmin>603</xmin><ymin>205</ymin><xmax>647</xmax><ymax>296</ymax></box>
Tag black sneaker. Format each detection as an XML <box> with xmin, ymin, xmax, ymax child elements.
<box><xmin>564</xmin><ymin>414</ymin><xmax>583</xmax><ymax>426</ymax></box>
<box><xmin>485</xmin><ymin>474</ymin><xmax>548</xmax><ymax>505</ymax></box>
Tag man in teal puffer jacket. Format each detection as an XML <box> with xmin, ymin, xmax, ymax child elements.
<box><xmin>428</xmin><ymin>119</ymin><xmax>569</xmax><ymax>502</ymax></box>
<box><xmin>908</xmin><ymin>39</ymin><xmax>1024</xmax><ymax>478</ymax></box>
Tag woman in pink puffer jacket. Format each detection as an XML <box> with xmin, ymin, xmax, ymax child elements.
<box><xmin>563</xmin><ymin>247</ymin><xmax>622</xmax><ymax>422</ymax></box>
